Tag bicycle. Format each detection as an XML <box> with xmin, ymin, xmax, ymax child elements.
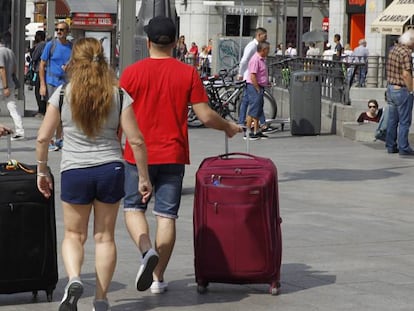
<box><xmin>188</xmin><ymin>65</ymin><xmax>278</xmax><ymax>127</ymax></box>
<box><xmin>187</xmin><ymin>77</ymin><xmax>244</xmax><ymax>127</ymax></box>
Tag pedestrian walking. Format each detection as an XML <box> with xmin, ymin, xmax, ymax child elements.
<box><xmin>30</xmin><ymin>30</ymin><xmax>47</xmax><ymax>118</ymax></box>
<box><xmin>119</xmin><ymin>16</ymin><xmax>242</xmax><ymax>295</ymax></box>
<box><xmin>36</xmin><ymin>37</ymin><xmax>152</xmax><ymax>311</ymax></box>
<box><xmin>333</xmin><ymin>34</ymin><xmax>343</xmax><ymax>61</ymax></box>
<box><xmin>237</xmin><ymin>27</ymin><xmax>277</xmax><ymax>134</ymax></box>
<box><xmin>0</xmin><ymin>32</ymin><xmax>24</xmax><ymax>140</ymax></box>
<box><xmin>353</xmin><ymin>38</ymin><xmax>369</xmax><ymax>87</ymax></box>
<box><xmin>39</xmin><ymin>21</ymin><xmax>72</xmax><ymax>151</ymax></box>
<box><xmin>245</xmin><ymin>41</ymin><xmax>271</xmax><ymax>140</ymax></box>
<box><xmin>385</xmin><ymin>29</ymin><xmax>414</xmax><ymax>156</ymax></box>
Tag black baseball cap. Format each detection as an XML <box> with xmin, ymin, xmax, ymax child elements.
<box><xmin>144</xmin><ymin>16</ymin><xmax>176</xmax><ymax>45</ymax></box>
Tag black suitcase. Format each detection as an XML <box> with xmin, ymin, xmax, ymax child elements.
<box><xmin>0</xmin><ymin>134</ymin><xmax>58</xmax><ymax>302</ymax></box>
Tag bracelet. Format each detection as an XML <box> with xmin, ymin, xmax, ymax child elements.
<box><xmin>37</xmin><ymin>172</ymin><xmax>49</xmax><ymax>177</ymax></box>
<box><xmin>37</xmin><ymin>160</ymin><xmax>48</xmax><ymax>164</ymax></box>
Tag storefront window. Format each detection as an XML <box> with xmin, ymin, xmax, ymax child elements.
<box><xmin>225</xmin><ymin>15</ymin><xmax>251</xmax><ymax>37</ymax></box>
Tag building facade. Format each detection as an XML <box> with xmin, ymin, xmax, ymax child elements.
<box><xmin>173</xmin><ymin>0</ymin><xmax>328</xmax><ymax>55</ymax></box>
<box><xmin>21</xmin><ymin>1</ymin><xmax>412</xmax><ymax>62</ymax></box>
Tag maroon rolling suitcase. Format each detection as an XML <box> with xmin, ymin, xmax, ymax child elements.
<box><xmin>193</xmin><ymin>146</ymin><xmax>282</xmax><ymax>295</ymax></box>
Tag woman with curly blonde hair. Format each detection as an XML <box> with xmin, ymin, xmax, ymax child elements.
<box><xmin>36</xmin><ymin>37</ymin><xmax>152</xmax><ymax>311</ymax></box>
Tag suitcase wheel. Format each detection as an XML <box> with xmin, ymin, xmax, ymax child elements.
<box><xmin>32</xmin><ymin>290</ymin><xmax>38</xmax><ymax>301</ymax></box>
<box><xmin>46</xmin><ymin>289</ymin><xmax>54</xmax><ymax>302</ymax></box>
<box><xmin>196</xmin><ymin>283</ymin><xmax>208</xmax><ymax>294</ymax></box>
<box><xmin>269</xmin><ymin>281</ymin><xmax>281</xmax><ymax>296</ymax></box>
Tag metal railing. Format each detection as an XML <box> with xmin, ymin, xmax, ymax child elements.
<box><xmin>267</xmin><ymin>56</ymin><xmax>387</xmax><ymax>104</ymax></box>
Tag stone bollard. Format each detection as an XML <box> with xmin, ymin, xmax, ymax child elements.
<box><xmin>366</xmin><ymin>55</ymin><xmax>379</xmax><ymax>88</ymax></box>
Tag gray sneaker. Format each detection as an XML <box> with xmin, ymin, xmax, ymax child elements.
<box><xmin>135</xmin><ymin>248</ymin><xmax>159</xmax><ymax>291</ymax></box>
<box><xmin>93</xmin><ymin>299</ymin><xmax>111</xmax><ymax>311</ymax></box>
<box><xmin>59</xmin><ymin>279</ymin><xmax>83</xmax><ymax>311</ymax></box>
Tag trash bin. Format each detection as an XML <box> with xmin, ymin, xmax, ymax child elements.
<box><xmin>289</xmin><ymin>71</ymin><xmax>321</xmax><ymax>135</ymax></box>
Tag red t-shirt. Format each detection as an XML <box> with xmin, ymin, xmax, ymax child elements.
<box><xmin>120</xmin><ymin>57</ymin><xmax>208</xmax><ymax>165</ymax></box>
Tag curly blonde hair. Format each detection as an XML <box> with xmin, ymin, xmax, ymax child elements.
<box><xmin>66</xmin><ymin>37</ymin><xmax>117</xmax><ymax>138</ymax></box>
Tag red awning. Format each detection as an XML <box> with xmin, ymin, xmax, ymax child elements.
<box><xmin>56</xmin><ymin>0</ymin><xmax>70</xmax><ymax>18</ymax></box>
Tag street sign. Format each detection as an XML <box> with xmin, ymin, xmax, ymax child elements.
<box><xmin>203</xmin><ymin>1</ymin><xmax>235</xmax><ymax>6</ymax></box>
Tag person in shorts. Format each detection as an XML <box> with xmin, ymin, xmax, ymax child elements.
<box><xmin>36</xmin><ymin>38</ymin><xmax>152</xmax><ymax>311</ymax></box>
<box><xmin>245</xmin><ymin>41</ymin><xmax>271</xmax><ymax>140</ymax></box>
<box><xmin>120</xmin><ymin>16</ymin><xmax>242</xmax><ymax>295</ymax></box>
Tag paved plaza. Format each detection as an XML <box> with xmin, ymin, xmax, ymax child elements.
<box><xmin>0</xmin><ymin>89</ymin><xmax>414</xmax><ymax>310</ymax></box>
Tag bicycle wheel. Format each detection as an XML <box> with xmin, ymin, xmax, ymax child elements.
<box><xmin>219</xmin><ymin>91</ymin><xmax>240</xmax><ymax>122</ymax></box>
<box><xmin>219</xmin><ymin>88</ymin><xmax>243</xmax><ymax>121</ymax></box>
<box><xmin>187</xmin><ymin>106</ymin><xmax>203</xmax><ymax>127</ymax></box>
<box><xmin>263</xmin><ymin>90</ymin><xmax>277</xmax><ymax>121</ymax></box>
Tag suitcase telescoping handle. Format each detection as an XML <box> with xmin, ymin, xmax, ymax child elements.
<box><xmin>7</xmin><ymin>131</ymin><xmax>11</xmax><ymax>161</ymax></box>
<box><xmin>224</xmin><ymin>126</ymin><xmax>249</xmax><ymax>155</ymax></box>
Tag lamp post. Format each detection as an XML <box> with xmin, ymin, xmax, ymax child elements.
<box><xmin>296</xmin><ymin>0</ymin><xmax>303</xmax><ymax>57</ymax></box>
<box><xmin>117</xmin><ymin>0</ymin><xmax>136</xmax><ymax>75</ymax></box>
<box><xmin>47</xmin><ymin>0</ymin><xmax>55</xmax><ymax>39</ymax></box>
<box><xmin>239</xmin><ymin>0</ymin><xmax>244</xmax><ymax>61</ymax></box>
<box><xmin>11</xmin><ymin>0</ymin><xmax>25</xmax><ymax>102</ymax></box>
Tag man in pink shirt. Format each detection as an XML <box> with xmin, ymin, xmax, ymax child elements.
<box><xmin>245</xmin><ymin>41</ymin><xmax>270</xmax><ymax>140</ymax></box>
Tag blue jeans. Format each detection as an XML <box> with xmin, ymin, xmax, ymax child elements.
<box><xmin>238</xmin><ymin>88</ymin><xmax>266</xmax><ymax>125</ymax></box>
<box><xmin>385</xmin><ymin>86</ymin><xmax>413</xmax><ymax>153</ymax></box>
<box><xmin>123</xmin><ymin>163</ymin><xmax>185</xmax><ymax>219</ymax></box>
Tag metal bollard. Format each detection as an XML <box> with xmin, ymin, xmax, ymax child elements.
<box><xmin>366</xmin><ymin>55</ymin><xmax>379</xmax><ymax>88</ymax></box>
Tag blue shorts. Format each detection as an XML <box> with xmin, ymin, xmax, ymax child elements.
<box><xmin>61</xmin><ymin>162</ymin><xmax>125</xmax><ymax>204</ymax></box>
<box><xmin>246</xmin><ymin>84</ymin><xmax>264</xmax><ymax>118</ymax></box>
<box><xmin>123</xmin><ymin>163</ymin><xmax>185</xmax><ymax>219</ymax></box>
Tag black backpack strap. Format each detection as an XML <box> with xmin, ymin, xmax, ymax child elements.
<box><xmin>119</xmin><ymin>87</ymin><xmax>124</xmax><ymax>115</ymax></box>
<box><xmin>59</xmin><ymin>84</ymin><xmax>66</xmax><ymax>113</ymax></box>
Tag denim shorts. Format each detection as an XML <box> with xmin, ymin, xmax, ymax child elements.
<box><xmin>61</xmin><ymin>162</ymin><xmax>125</xmax><ymax>204</ymax></box>
<box><xmin>246</xmin><ymin>84</ymin><xmax>264</xmax><ymax>118</ymax></box>
<box><xmin>123</xmin><ymin>162</ymin><xmax>185</xmax><ymax>219</ymax></box>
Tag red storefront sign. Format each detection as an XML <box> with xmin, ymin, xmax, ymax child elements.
<box><xmin>322</xmin><ymin>17</ymin><xmax>329</xmax><ymax>31</ymax></box>
<box><xmin>72</xmin><ymin>13</ymin><xmax>113</xmax><ymax>27</ymax></box>
<box><xmin>348</xmin><ymin>0</ymin><xmax>365</xmax><ymax>5</ymax></box>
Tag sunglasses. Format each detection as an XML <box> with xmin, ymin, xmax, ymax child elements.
<box><xmin>368</xmin><ymin>106</ymin><xmax>377</xmax><ymax>109</ymax></box>
<box><xmin>55</xmin><ymin>28</ymin><xmax>66</xmax><ymax>32</ymax></box>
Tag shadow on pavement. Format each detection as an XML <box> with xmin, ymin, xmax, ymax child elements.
<box><xmin>280</xmin><ymin>167</ymin><xmax>402</xmax><ymax>182</ymax></box>
<box><xmin>280</xmin><ymin>263</ymin><xmax>336</xmax><ymax>294</ymax></box>
<box><xmin>111</xmin><ymin>277</ymin><xmax>250</xmax><ymax>311</ymax></box>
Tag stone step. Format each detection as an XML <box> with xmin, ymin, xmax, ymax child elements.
<box><xmin>343</xmin><ymin>122</ymin><xmax>414</xmax><ymax>144</ymax></box>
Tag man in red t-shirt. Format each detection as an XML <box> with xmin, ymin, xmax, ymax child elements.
<box><xmin>120</xmin><ymin>16</ymin><xmax>242</xmax><ymax>294</ymax></box>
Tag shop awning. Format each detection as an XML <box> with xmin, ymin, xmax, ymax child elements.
<box><xmin>371</xmin><ymin>0</ymin><xmax>414</xmax><ymax>35</ymax></box>
<box><xmin>63</xmin><ymin>0</ymin><xmax>117</xmax><ymax>14</ymax></box>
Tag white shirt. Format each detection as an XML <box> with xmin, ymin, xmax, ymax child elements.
<box><xmin>238</xmin><ymin>38</ymin><xmax>259</xmax><ymax>80</ymax></box>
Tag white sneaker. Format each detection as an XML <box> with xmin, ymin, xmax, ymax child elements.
<box><xmin>11</xmin><ymin>134</ymin><xmax>24</xmax><ymax>141</ymax></box>
<box><xmin>135</xmin><ymin>248</ymin><xmax>159</xmax><ymax>291</ymax></box>
<box><xmin>150</xmin><ymin>281</ymin><xmax>168</xmax><ymax>294</ymax></box>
